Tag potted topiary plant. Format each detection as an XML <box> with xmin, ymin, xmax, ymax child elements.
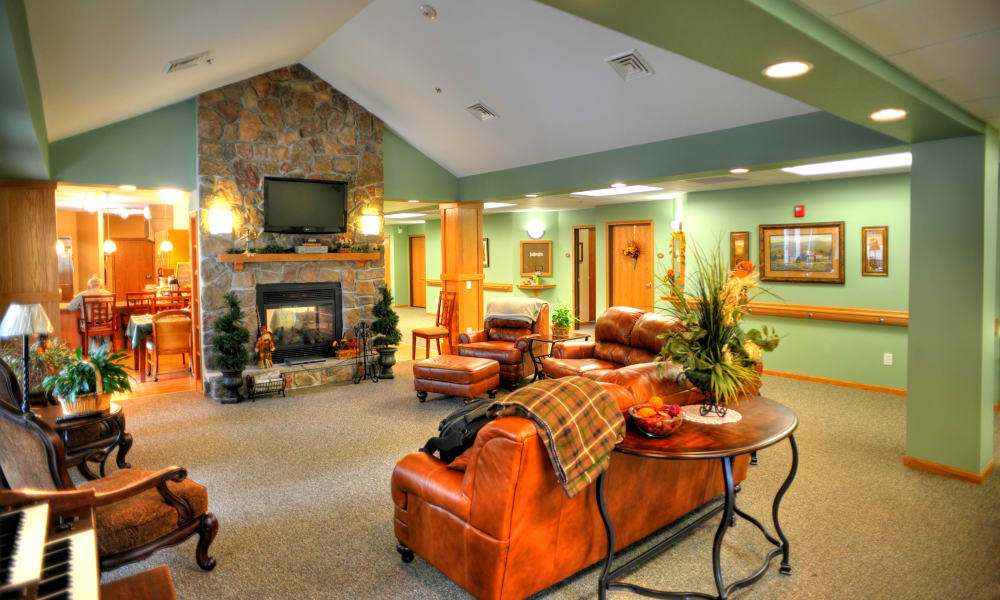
<box><xmin>212</xmin><ymin>292</ymin><xmax>250</xmax><ymax>404</ymax></box>
<box><xmin>551</xmin><ymin>305</ymin><xmax>578</xmax><ymax>338</ymax></box>
<box><xmin>42</xmin><ymin>344</ymin><xmax>132</xmax><ymax>415</ymax></box>
<box><xmin>371</xmin><ymin>285</ymin><xmax>402</xmax><ymax>378</ymax></box>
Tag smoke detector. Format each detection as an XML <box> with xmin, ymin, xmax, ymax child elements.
<box><xmin>605</xmin><ymin>49</ymin><xmax>654</xmax><ymax>81</ymax></box>
<box><xmin>418</xmin><ymin>4</ymin><xmax>437</xmax><ymax>19</ymax></box>
<box><xmin>163</xmin><ymin>50</ymin><xmax>213</xmax><ymax>74</ymax></box>
<box><xmin>466</xmin><ymin>102</ymin><xmax>499</xmax><ymax>122</ymax></box>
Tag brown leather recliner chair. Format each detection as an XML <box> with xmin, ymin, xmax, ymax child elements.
<box><xmin>543</xmin><ymin>306</ymin><xmax>682</xmax><ymax>379</ymax></box>
<box><xmin>457</xmin><ymin>303</ymin><xmax>549</xmax><ymax>387</ymax></box>
<box><xmin>391</xmin><ymin>362</ymin><xmax>750</xmax><ymax>600</ymax></box>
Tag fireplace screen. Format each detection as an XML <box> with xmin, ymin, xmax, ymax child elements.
<box><xmin>266</xmin><ymin>305</ymin><xmax>335</xmax><ymax>347</ymax></box>
<box><xmin>256</xmin><ymin>282</ymin><xmax>342</xmax><ymax>363</ymax></box>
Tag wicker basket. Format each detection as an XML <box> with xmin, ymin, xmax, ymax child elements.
<box><xmin>58</xmin><ymin>360</ymin><xmax>111</xmax><ymax>415</ymax></box>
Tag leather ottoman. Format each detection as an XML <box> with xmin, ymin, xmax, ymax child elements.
<box><xmin>413</xmin><ymin>355</ymin><xmax>500</xmax><ymax>403</ymax></box>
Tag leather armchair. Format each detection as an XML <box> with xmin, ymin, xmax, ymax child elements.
<box><xmin>543</xmin><ymin>306</ymin><xmax>681</xmax><ymax>379</ymax></box>
<box><xmin>392</xmin><ymin>366</ymin><xmax>750</xmax><ymax>600</ymax></box>
<box><xmin>458</xmin><ymin>303</ymin><xmax>549</xmax><ymax>387</ymax></box>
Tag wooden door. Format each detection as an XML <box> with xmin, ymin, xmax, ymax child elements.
<box><xmin>111</xmin><ymin>239</ymin><xmax>155</xmax><ymax>296</ymax></box>
<box><xmin>574</xmin><ymin>227</ymin><xmax>597</xmax><ymax>323</ymax></box>
<box><xmin>188</xmin><ymin>214</ymin><xmax>202</xmax><ymax>381</ymax></box>
<box><xmin>608</xmin><ymin>221</ymin><xmax>654</xmax><ymax>310</ymax></box>
<box><xmin>409</xmin><ymin>235</ymin><xmax>426</xmax><ymax>308</ymax></box>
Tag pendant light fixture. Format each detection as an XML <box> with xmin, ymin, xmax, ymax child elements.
<box><xmin>103</xmin><ymin>211</ymin><xmax>117</xmax><ymax>254</ymax></box>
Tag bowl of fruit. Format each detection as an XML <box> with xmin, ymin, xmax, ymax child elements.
<box><xmin>628</xmin><ymin>397</ymin><xmax>685</xmax><ymax>438</ymax></box>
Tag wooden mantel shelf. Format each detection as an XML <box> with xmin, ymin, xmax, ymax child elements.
<box><xmin>517</xmin><ymin>283</ymin><xmax>555</xmax><ymax>297</ymax></box>
<box><xmin>218</xmin><ymin>252</ymin><xmax>381</xmax><ymax>271</ymax></box>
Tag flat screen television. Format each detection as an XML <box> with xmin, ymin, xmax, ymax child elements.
<box><xmin>263</xmin><ymin>176</ymin><xmax>348</xmax><ymax>234</ymax></box>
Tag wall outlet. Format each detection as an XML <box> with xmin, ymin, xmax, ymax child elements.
<box><xmin>883</xmin><ymin>353</ymin><xmax>893</xmax><ymax>366</ymax></box>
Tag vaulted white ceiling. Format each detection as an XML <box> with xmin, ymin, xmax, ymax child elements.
<box><xmin>303</xmin><ymin>0</ymin><xmax>818</xmax><ymax>176</ymax></box>
<box><xmin>26</xmin><ymin>0</ymin><xmax>371</xmax><ymax>141</ymax></box>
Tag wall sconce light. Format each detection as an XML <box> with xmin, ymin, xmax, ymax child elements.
<box><xmin>158</xmin><ymin>188</ymin><xmax>184</xmax><ymax>205</ymax></box>
<box><xmin>103</xmin><ymin>239</ymin><xmax>117</xmax><ymax>254</ymax></box>
<box><xmin>361</xmin><ymin>213</ymin><xmax>381</xmax><ymax>236</ymax></box>
<box><xmin>159</xmin><ymin>240</ymin><xmax>174</xmax><ymax>253</ymax></box>
<box><xmin>526</xmin><ymin>220</ymin><xmax>545</xmax><ymax>240</ymax></box>
<box><xmin>208</xmin><ymin>208</ymin><xmax>234</xmax><ymax>234</ymax></box>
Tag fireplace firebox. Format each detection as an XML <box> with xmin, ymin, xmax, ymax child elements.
<box><xmin>256</xmin><ymin>282</ymin><xmax>342</xmax><ymax>363</ymax></box>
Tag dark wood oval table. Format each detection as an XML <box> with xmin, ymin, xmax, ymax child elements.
<box><xmin>596</xmin><ymin>396</ymin><xmax>799</xmax><ymax>600</ymax></box>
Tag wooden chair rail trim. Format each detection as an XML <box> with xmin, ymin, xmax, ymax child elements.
<box><xmin>0</xmin><ymin>291</ymin><xmax>61</xmax><ymax>303</ymax></box>
<box><xmin>660</xmin><ymin>297</ymin><xmax>908</xmax><ymax>327</ymax></box>
<box><xmin>217</xmin><ymin>253</ymin><xmax>382</xmax><ymax>271</ymax></box>
<box><xmin>425</xmin><ymin>279</ymin><xmax>512</xmax><ymax>291</ymax></box>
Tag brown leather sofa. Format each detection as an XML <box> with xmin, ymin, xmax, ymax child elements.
<box><xmin>543</xmin><ymin>306</ymin><xmax>681</xmax><ymax>380</ymax></box>
<box><xmin>391</xmin><ymin>362</ymin><xmax>749</xmax><ymax>600</ymax></box>
<box><xmin>457</xmin><ymin>303</ymin><xmax>549</xmax><ymax>387</ymax></box>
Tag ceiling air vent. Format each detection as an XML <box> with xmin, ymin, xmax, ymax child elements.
<box><xmin>687</xmin><ymin>176</ymin><xmax>748</xmax><ymax>185</ymax></box>
<box><xmin>163</xmin><ymin>51</ymin><xmax>213</xmax><ymax>74</ymax></box>
<box><xmin>606</xmin><ymin>49</ymin><xmax>654</xmax><ymax>81</ymax></box>
<box><xmin>465</xmin><ymin>102</ymin><xmax>499</xmax><ymax>122</ymax></box>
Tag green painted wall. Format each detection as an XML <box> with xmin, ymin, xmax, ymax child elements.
<box><xmin>49</xmin><ymin>99</ymin><xmax>197</xmax><ymax>189</ymax></box>
<box><xmin>907</xmin><ymin>133</ymin><xmax>997</xmax><ymax>473</ymax></box>
<box><xmin>682</xmin><ymin>174</ymin><xmax>911</xmax><ymax>390</ymax></box>
<box><xmin>0</xmin><ymin>0</ymin><xmax>48</xmax><ymax>179</ymax></box>
<box><xmin>383</xmin><ymin>128</ymin><xmax>458</xmax><ymax>202</ymax></box>
<box><xmin>457</xmin><ymin>113</ymin><xmax>901</xmax><ymax>203</ymax></box>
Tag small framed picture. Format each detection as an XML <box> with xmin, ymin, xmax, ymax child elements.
<box><xmin>482</xmin><ymin>238</ymin><xmax>490</xmax><ymax>268</ymax></box>
<box><xmin>730</xmin><ymin>231</ymin><xmax>749</xmax><ymax>268</ymax></box>
<box><xmin>861</xmin><ymin>226</ymin><xmax>888</xmax><ymax>276</ymax></box>
<box><xmin>759</xmin><ymin>221</ymin><xmax>845</xmax><ymax>283</ymax></box>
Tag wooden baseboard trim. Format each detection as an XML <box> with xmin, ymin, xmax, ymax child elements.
<box><xmin>903</xmin><ymin>456</ymin><xmax>995</xmax><ymax>484</ymax></box>
<box><xmin>391</xmin><ymin>304</ymin><xmax>408</xmax><ymax>308</ymax></box>
<box><xmin>762</xmin><ymin>369</ymin><xmax>906</xmax><ymax>396</ymax></box>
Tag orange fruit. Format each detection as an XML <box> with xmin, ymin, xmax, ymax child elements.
<box><xmin>648</xmin><ymin>396</ymin><xmax>663</xmax><ymax>409</ymax></box>
<box><xmin>636</xmin><ymin>407</ymin><xmax>656</xmax><ymax>418</ymax></box>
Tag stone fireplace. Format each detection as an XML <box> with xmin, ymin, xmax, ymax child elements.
<box><xmin>257</xmin><ymin>282</ymin><xmax>342</xmax><ymax>363</ymax></box>
<box><xmin>196</xmin><ymin>63</ymin><xmax>385</xmax><ymax>396</ymax></box>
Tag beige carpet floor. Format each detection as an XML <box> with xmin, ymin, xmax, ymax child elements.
<box><xmin>102</xmin><ymin>364</ymin><xmax>1000</xmax><ymax>599</ymax></box>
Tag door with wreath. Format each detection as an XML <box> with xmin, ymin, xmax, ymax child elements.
<box><xmin>608</xmin><ymin>221</ymin><xmax>654</xmax><ymax>310</ymax></box>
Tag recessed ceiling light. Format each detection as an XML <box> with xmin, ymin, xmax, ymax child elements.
<box><xmin>118</xmin><ymin>184</ymin><xmax>136</xmax><ymax>191</ymax></box>
<box><xmin>763</xmin><ymin>61</ymin><xmax>812</xmax><ymax>79</ymax></box>
<box><xmin>484</xmin><ymin>202</ymin><xmax>516</xmax><ymax>209</ymax></box>
<box><xmin>572</xmin><ymin>185</ymin><xmax>663</xmax><ymax>197</ymax></box>
<box><xmin>419</xmin><ymin>4</ymin><xmax>437</xmax><ymax>19</ymax></box>
<box><xmin>782</xmin><ymin>152</ymin><xmax>911</xmax><ymax>176</ymax></box>
<box><xmin>385</xmin><ymin>212</ymin><xmax>426</xmax><ymax>219</ymax></box>
<box><xmin>610</xmin><ymin>182</ymin><xmax>627</xmax><ymax>188</ymax></box>
<box><xmin>407</xmin><ymin>199</ymin><xmax>420</xmax><ymax>203</ymax></box>
<box><xmin>525</xmin><ymin>194</ymin><xmax>539</xmax><ymax>198</ymax></box>
<box><xmin>870</xmin><ymin>108</ymin><xmax>907</xmax><ymax>122</ymax></box>
<box><xmin>729</xmin><ymin>168</ymin><xmax>749</xmax><ymax>174</ymax></box>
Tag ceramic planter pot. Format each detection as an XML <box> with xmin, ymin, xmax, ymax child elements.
<box><xmin>376</xmin><ymin>346</ymin><xmax>397</xmax><ymax>379</ymax></box>
<box><xmin>219</xmin><ymin>370</ymin><xmax>244</xmax><ymax>404</ymax></box>
<box><xmin>552</xmin><ymin>326</ymin><xmax>571</xmax><ymax>338</ymax></box>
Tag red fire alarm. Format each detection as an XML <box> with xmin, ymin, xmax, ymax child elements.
<box><xmin>794</xmin><ymin>204</ymin><xmax>805</xmax><ymax>218</ymax></box>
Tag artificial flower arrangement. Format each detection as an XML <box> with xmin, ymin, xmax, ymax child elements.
<box><xmin>622</xmin><ymin>240</ymin><xmax>640</xmax><ymax>267</ymax></box>
<box><xmin>333</xmin><ymin>337</ymin><xmax>359</xmax><ymax>359</ymax></box>
<box><xmin>656</xmin><ymin>247</ymin><xmax>780</xmax><ymax>416</ymax></box>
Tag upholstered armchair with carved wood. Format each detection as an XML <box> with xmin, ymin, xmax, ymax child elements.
<box><xmin>0</xmin><ymin>395</ymin><xmax>218</xmax><ymax>572</ymax></box>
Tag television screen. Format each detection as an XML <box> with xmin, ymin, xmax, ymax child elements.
<box><xmin>263</xmin><ymin>177</ymin><xmax>348</xmax><ymax>234</ymax></box>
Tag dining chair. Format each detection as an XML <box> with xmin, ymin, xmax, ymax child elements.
<box><xmin>123</xmin><ymin>292</ymin><xmax>156</xmax><ymax>343</ymax></box>
<box><xmin>81</xmin><ymin>295</ymin><xmax>118</xmax><ymax>356</ymax></box>
<box><xmin>412</xmin><ymin>291</ymin><xmax>456</xmax><ymax>359</ymax></box>
<box><xmin>167</xmin><ymin>290</ymin><xmax>191</xmax><ymax>308</ymax></box>
<box><xmin>145</xmin><ymin>309</ymin><xmax>193</xmax><ymax>381</ymax></box>
<box><xmin>154</xmin><ymin>296</ymin><xmax>186</xmax><ymax>313</ymax></box>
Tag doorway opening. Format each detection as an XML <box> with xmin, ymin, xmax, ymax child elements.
<box><xmin>573</xmin><ymin>226</ymin><xmax>596</xmax><ymax>324</ymax></box>
<box><xmin>409</xmin><ymin>235</ymin><xmax>426</xmax><ymax>309</ymax></box>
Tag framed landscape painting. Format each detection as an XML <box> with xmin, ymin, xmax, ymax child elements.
<box><xmin>861</xmin><ymin>226</ymin><xmax>888</xmax><ymax>276</ymax></box>
<box><xmin>759</xmin><ymin>222</ymin><xmax>845</xmax><ymax>283</ymax></box>
<box><xmin>730</xmin><ymin>231</ymin><xmax>749</xmax><ymax>268</ymax></box>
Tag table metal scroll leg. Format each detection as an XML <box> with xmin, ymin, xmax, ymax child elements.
<box><xmin>773</xmin><ymin>434</ymin><xmax>797</xmax><ymax>575</ymax></box>
<box><xmin>750</xmin><ymin>450</ymin><xmax>758</xmax><ymax>466</ymax></box>
<box><xmin>529</xmin><ymin>342</ymin><xmax>539</xmax><ymax>383</ymax></box>
<box><xmin>596</xmin><ymin>472</ymin><xmax>615</xmax><ymax>600</ymax></box>
<box><xmin>713</xmin><ymin>456</ymin><xmax>736</xmax><ymax>599</ymax></box>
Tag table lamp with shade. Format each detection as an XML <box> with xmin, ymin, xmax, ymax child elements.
<box><xmin>0</xmin><ymin>302</ymin><xmax>55</xmax><ymax>412</ymax></box>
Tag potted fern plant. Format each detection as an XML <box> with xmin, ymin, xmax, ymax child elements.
<box><xmin>42</xmin><ymin>344</ymin><xmax>132</xmax><ymax>415</ymax></box>
<box><xmin>213</xmin><ymin>292</ymin><xmax>250</xmax><ymax>403</ymax></box>
<box><xmin>371</xmin><ymin>285</ymin><xmax>402</xmax><ymax>378</ymax></box>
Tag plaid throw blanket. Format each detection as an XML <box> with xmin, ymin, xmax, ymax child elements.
<box><xmin>492</xmin><ymin>376</ymin><xmax>624</xmax><ymax>498</ymax></box>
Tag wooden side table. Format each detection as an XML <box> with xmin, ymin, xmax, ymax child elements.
<box><xmin>33</xmin><ymin>402</ymin><xmax>133</xmax><ymax>480</ymax></box>
<box><xmin>596</xmin><ymin>396</ymin><xmax>798</xmax><ymax>600</ymax></box>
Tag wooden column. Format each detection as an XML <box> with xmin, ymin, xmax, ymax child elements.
<box><xmin>0</xmin><ymin>179</ymin><xmax>60</xmax><ymax>336</ymax></box>
<box><xmin>439</xmin><ymin>202</ymin><xmax>484</xmax><ymax>352</ymax></box>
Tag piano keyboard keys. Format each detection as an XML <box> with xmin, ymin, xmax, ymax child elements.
<box><xmin>0</xmin><ymin>504</ymin><xmax>49</xmax><ymax>591</ymax></box>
